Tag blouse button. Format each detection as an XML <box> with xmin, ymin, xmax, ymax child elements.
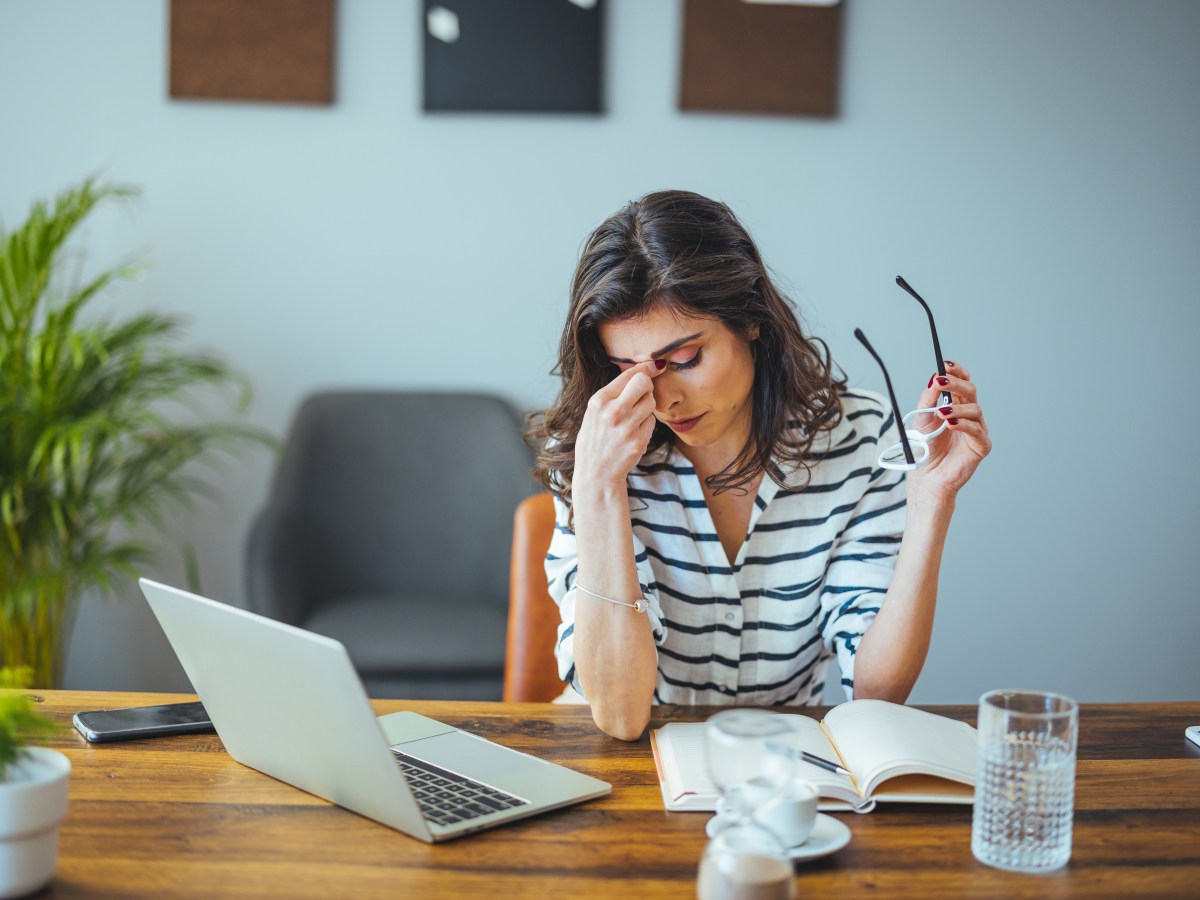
<box><xmin>725</xmin><ymin>612</ymin><xmax>735</xmax><ymax>622</ymax></box>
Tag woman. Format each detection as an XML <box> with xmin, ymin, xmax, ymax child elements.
<box><xmin>529</xmin><ymin>190</ymin><xmax>990</xmax><ymax>741</ymax></box>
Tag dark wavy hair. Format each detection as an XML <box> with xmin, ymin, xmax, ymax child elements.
<box><xmin>528</xmin><ymin>190</ymin><xmax>846</xmax><ymax>507</ymax></box>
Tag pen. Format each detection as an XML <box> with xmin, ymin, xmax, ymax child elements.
<box><xmin>801</xmin><ymin>750</ymin><xmax>852</xmax><ymax>777</ymax></box>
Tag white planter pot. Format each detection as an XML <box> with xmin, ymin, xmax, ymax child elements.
<box><xmin>0</xmin><ymin>747</ymin><xmax>71</xmax><ymax>899</ymax></box>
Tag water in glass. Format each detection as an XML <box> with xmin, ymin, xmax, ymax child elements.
<box><xmin>971</xmin><ymin>690</ymin><xmax>1077</xmax><ymax>873</ymax></box>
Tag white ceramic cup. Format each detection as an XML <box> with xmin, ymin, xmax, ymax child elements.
<box><xmin>752</xmin><ymin>780</ymin><xmax>819</xmax><ymax>848</ymax></box>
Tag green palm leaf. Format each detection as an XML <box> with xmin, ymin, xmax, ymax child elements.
<box><xmin>0</xmin><ymin>179</ymin><xmax>274</xmax><ymax>687</ymax></box>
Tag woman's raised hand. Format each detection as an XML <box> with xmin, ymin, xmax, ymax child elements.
<box><xmin>574</xmin><ymin>359</ymin><xmax>667</xmax><ymax>494</ymax></box>
<box><xmin>909</xmin><ymin>361</ymin><xmax>991</xmax><ymax>501</ymax></box>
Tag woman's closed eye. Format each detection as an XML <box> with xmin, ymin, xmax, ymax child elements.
<box><xmin>669</xmin><ymin>347</ymin><xmax>703</xmax><ymax>371</ymax></box>
<box><xmin>612</xmin><ymin>347</ymin><xmax>703</xmax><ymax>373</ymax></box>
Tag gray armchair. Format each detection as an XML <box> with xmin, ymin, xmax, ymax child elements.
<box><xmin>246</xmin><ymin>391</ymin><xmax>535</xmax><ymax>700</ymax></box>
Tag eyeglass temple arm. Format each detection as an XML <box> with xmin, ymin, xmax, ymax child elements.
<box><xmin>854</xmin><ymin>328</ymin><xmax>915</xmax><ymax>465</ymax></box>
<box><xmin>896</xmin><ymin>276</ymin><xmax>951</xmax><ymax>406</ymax></box>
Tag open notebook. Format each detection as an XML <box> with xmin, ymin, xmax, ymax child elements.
<box><xmin>650</xmin><ymin>700</ymin><xmax>977</xmax><ymax>813</ymax></box>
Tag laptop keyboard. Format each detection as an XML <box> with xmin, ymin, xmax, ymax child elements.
<box><xmin>393</xmin><ymin>751</ymin><xmax>529</xmax><ymax>827</ymax></box>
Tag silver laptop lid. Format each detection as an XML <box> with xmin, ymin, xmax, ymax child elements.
<box><xmin>139</xmin><ymin>578</ymin><xmax>431</xmax><ymax>840</ymax></box>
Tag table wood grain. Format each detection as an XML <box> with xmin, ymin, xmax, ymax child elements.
<box><xmin>22</xmin><ymin>691</ymin><xmax>1200</xmax><ymax>898</ymax></box>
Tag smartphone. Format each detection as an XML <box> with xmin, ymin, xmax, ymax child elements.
<box><xmin>72</xmin><ymin>701</ymin><xmax>214</xmax><ymax>743</ymax></box>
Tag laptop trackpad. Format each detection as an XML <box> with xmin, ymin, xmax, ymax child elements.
<box><xmin>378</xmin><ymin>711</ymin><xmax>458</xmax><ymax>744</ymax></box>
<box><xmin>395</xmin><ymin>732</ymin><xmax>542</xmax><ymax>794</ymax></box>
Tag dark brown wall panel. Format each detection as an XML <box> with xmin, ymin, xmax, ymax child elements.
<box><xmin>170</xmin><ymin>0</ymin><xmax>335</xmax><ymax>105</ymax></box>
<box><xmin>680</xmin><ymin>0</ymin><xmax>843</xmax><ymax>117</ymax></box>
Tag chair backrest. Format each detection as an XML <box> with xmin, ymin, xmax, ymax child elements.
<box><xmin>248</xmin><ymin>391</ymin><xmax>535</xmax><ymax>624</ymax></box>
<box><xmin>504</xmin><ymin>492</ymin><xmax>566</xmax><ymax>702</ymax></box>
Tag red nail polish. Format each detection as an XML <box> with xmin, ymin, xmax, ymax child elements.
<box><xmin>945</xmin><ymin>361</ymin><xmax>956</xmax><ymax>368</ymax></box>
<box><xmin>654</xmin><ymin>359</ymin><xmax>666</xmax><ymax>370</ymax></box>
<box><xmin>936</xmin><ymin>376</ymin><xmax>950</xmax><ymax>387</ymax></box>
<box><xmin>948</xmin><ymin>418</ymin><xmax>959</xmax><ymax>425</ymax></box>
<box><xmin>927</xmin><ymin>374</ymin><xmax>936</xmax><ymax>389</ymax></box>
<box><xmin>938</xmin><ymin>406</ymin><xmax>953</xmax><ymax>416</ymax></box>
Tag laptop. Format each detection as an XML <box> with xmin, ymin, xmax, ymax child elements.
<box><xmin>139</xmin><ymin>578</ymin><xmax>610</xmax><ymax>842</ymax></box>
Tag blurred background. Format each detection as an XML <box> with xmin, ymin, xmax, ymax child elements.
<box><xmin>2</xmin><ymin>0</ymin><xmax>1196</xmax><ymax>704</ymax></box>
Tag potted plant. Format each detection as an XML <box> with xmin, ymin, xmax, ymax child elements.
<box><xmin>0</xmin><ymin>178</ymin><xmax>271</xmax><ymax>687</ymax></box>
<box><xmin>0</xmin><ymin>668</ymin><xmax>68</xmax><ymax>898</ymax></box>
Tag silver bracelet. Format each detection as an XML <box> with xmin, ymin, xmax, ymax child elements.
<box><xmin>576</xmin><ymin>583</ymin><xmax>649</xmax><ymax>613</ymax></box>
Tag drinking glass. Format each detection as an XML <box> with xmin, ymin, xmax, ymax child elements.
<box><xmin>697</xmin><ymin>710</ymin><xmax>795</xmax><ymax>900</ymax></box>
<box><xmin>971</xmin><ymin>689</ymin><xmax>1078</xmax><ymax>873</ymax></box>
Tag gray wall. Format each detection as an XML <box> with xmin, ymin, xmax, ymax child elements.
<box><xmin>2</xmin><ymin>1</ymin><xmax>1196</xmax><ymax>704</ymax></box>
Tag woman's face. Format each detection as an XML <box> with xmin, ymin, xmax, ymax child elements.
<box><xmin>598</xmin><ymin>307</ymin><xmax>757</xmax><ymax>461</ymax></box>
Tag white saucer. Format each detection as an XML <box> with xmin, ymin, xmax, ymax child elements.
<box><xmin>703</xmin><ymin>812</ymin><xmax>851</xmax><ymax>863</ymax></box>
<box><xmin>783</xmin><ymin>813</ymin><xmax>852</xmax><ymax>862</ymax></box>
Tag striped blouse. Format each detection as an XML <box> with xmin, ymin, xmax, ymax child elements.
<box><xmin>545</xmin><ymin>389</ymin><xmax>907</xmax><ymax>707</ymax></box>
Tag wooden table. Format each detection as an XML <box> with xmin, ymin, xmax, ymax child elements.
<box><xmin>23</xmin><ymin>691</ymin><xmax>1200</xmax><ymax>897</ymax></box>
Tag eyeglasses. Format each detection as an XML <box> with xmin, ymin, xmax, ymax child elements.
<box><xmin>855</xmin><ymin>276</ymin><xmax>951</xmax><ymax>471</ymax></box>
